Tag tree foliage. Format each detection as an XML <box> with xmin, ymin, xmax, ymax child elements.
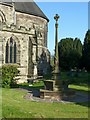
<box><xmin>82</xmin><ymin>30</ymin><xmax>90</xmax><ymax>71</ymax></box>
<box><xmin>58</xmin><ymin>38</ymin><xmax>82</xmax><ymax>70</ymax></box>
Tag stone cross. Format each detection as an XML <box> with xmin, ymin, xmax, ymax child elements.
<box><xmin>54</xmin><ymin>14</ymin><xmax>60</xmax><ymax>74</ymax></box>
<box><xmin>54</xmin><ymin>14</ymin><xmax>60</xmax><ymax>22</ymax></box>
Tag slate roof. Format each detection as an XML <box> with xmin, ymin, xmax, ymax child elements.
<box><xmin>0</xmin><ymin>0</ymin><xmax>49</xmax><ymax>21</ymax></box>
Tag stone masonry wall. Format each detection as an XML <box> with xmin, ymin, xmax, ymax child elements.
<box><xmin>0</xmin><ymin>2</ymin><xmax>50</xmax><ymax>82</ymax></box>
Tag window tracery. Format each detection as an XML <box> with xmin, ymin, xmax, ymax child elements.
<box><xmin>5</xmin><ymin>36</ymin><xmax>20</xmax><ymax>64</ymax></box>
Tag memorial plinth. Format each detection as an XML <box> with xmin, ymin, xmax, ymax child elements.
<box><xmin>40</xmin><ymin>14</ymin><xmax>62</xmax><ymax>101</ymax></box>
<box><xmin>40</xmin><ymin>14</ymin><xmax>75</xmax><ymax>101</ymax></box>
<box><xmin>40</xmin><ymin>80</ymin><xmax>62</xmax><ymax>100</ymax></box>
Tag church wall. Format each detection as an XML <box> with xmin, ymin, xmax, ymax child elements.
<box><xmin>0</xmin><ymin>33</ymin><xmax>2</xmax><ymax>67</ymax></box>
<box><xmin>0</xmin><ymin>4</ymin><xmax>14</xmax><ymax>25</ymax></box>
<box><xmin>1</xmin><ymin>31</ymin><xmax>29</xmax><ymax>80</ymax></box>
<box><xmin>0</xmin><ymin>2</ymin><xmax>50</xmax><ymax>82</ymax></box>
<box><xmin>0</xmin><ymin>3</ymin><xmax>49</xmax><ymax>62</ymax></box>
<box><xmin>15</xmin><ymin>11</ymin><xmax>50</xmax><ymax>75</ymax></box>
<box><xmin>16</xmin><ymin>11</ymin><xmax>48</xmax><ymax>48</ymax></box>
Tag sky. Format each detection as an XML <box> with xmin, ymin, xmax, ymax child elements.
<box><xmin>88</xmin><ymin>1</ymin><xmax>90</xmax><ymax>29</ymax></box>
<box><xmin>35</xmin><ymin>2</ymin><xmax>88</xmax><ymax>55</ymax></box>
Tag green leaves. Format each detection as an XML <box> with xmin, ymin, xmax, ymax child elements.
<box><xmin>2</xmin><ymin>64</ymin><xmax>19</xmax><ymax>88</ymax></box>
<box><xmin>58</xmin><ymin>38</ymin><xmax>82</xmax><ymax>70</ymax></box>
<box><xmin>82</xmin><ymin>30</ymin><xmax>90</xmax><ymax>71</ymax></box>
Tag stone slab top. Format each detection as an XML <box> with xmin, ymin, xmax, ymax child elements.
<box><xmin>44</xmin><ymin>80</ymin><xmax>55</xmax><ymax>82</ymax></box>
<box><xmin>40</xmin><ymin>89</ymin><xmax>60</xmax><ymax>93</ymax></box>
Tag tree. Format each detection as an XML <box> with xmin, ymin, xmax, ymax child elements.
<box><xmin>58</xmin><ymin>38</ymin><xmax>82</xmax><ymax>70</ymax></box>
<box><xmin>82</xmin><ymin>30</ymin><xmax>90</xmax><ymax>71</ymax></box>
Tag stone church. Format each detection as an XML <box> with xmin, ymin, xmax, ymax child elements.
<box><xmin>0</xmin><ymin>1</ymin><xmax>50</xmax><ymax>83</ymax></box>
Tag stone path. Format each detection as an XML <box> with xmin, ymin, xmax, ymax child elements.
<box><xmin>17</xmin><ymin>87</ymin><xmax>90</xmax><ymax>103</ymax></box>
<box><xmin>24</xmin><ymin>92</ymin><xmax>89</xmax><ymax>103</ymax></box>
<box><xmin>62</xmin><ymin>92</ymin><xmax>89</xmax><ymax>103</ymax></box>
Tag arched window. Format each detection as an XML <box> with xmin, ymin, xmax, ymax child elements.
<box><xmin>5</xmin><ymin>42</ymin><xmax>8</xmax><ymax>63</ymax></box>
<box><xmin>5</xmin><ymin>37</ymin><xmax>17</xmax><ymax>64</ymax></box>
<box><xmin>10</xmin><ymin>37</ymin><xmax>13</xmax><ymax>63</ymax></box>
<box><xmin>0</xmin><ymin>10</ymin><xmax>6</xmax><ymax>23</ymax></box>
<box><xmin>14</xmin><ymin>42</ymin><xmax>16</xmax><ymax>63</ymax></box>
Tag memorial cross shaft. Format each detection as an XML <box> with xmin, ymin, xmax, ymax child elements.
<box><xmin>54</xmin><ymin>14</ymin><xmax>60</xmax><ymax>74</ymax></box>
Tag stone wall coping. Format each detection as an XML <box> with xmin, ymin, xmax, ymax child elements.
<box><xmin>1</xmin><ymin>23</ymin><xmax>35</xmax><ymax>35</ymax></box>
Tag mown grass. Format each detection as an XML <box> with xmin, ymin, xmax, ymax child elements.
<box><xmin>2</xmin><ymin>87</ymin><xmax>89</xmax><ymax>118</ymax></box>
<box><xmin>2</xmin><ymin>88</ymin><xmax>89</xmax><ymax>118</ymax></box>
<box><xmin>69</xmin><ymin>84</ymin><xmax>88</xmax><ymax>92</ymax></box>
<box><xmin>2</xmin><ymin>71</ymin><xmax>90</xmax><ymax>118</ymax></box>
<box><xmin>19</xmin><ymin>80</ymin><xmax>44</xmax><ymax>89</ymax></box>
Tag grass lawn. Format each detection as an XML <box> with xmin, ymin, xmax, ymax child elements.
<box><xmin>2</xmin><ymin>71</ymin><xmax>90</xmax><ymax>119</ymax></box>
<box><xmin>69</xmin><ymin>84</ymin><xmax>89</xmax><ymax>93</ymax></box>
<box><xmin>2</xmin><ymin>87</ymin><xmax>89</xmax><ymax>118</ymax></box>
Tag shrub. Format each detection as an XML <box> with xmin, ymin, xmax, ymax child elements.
<box><xmin>2</xmin><ymin>64</ymin><xmax>20</xmax><ymax>88</ymax></box>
